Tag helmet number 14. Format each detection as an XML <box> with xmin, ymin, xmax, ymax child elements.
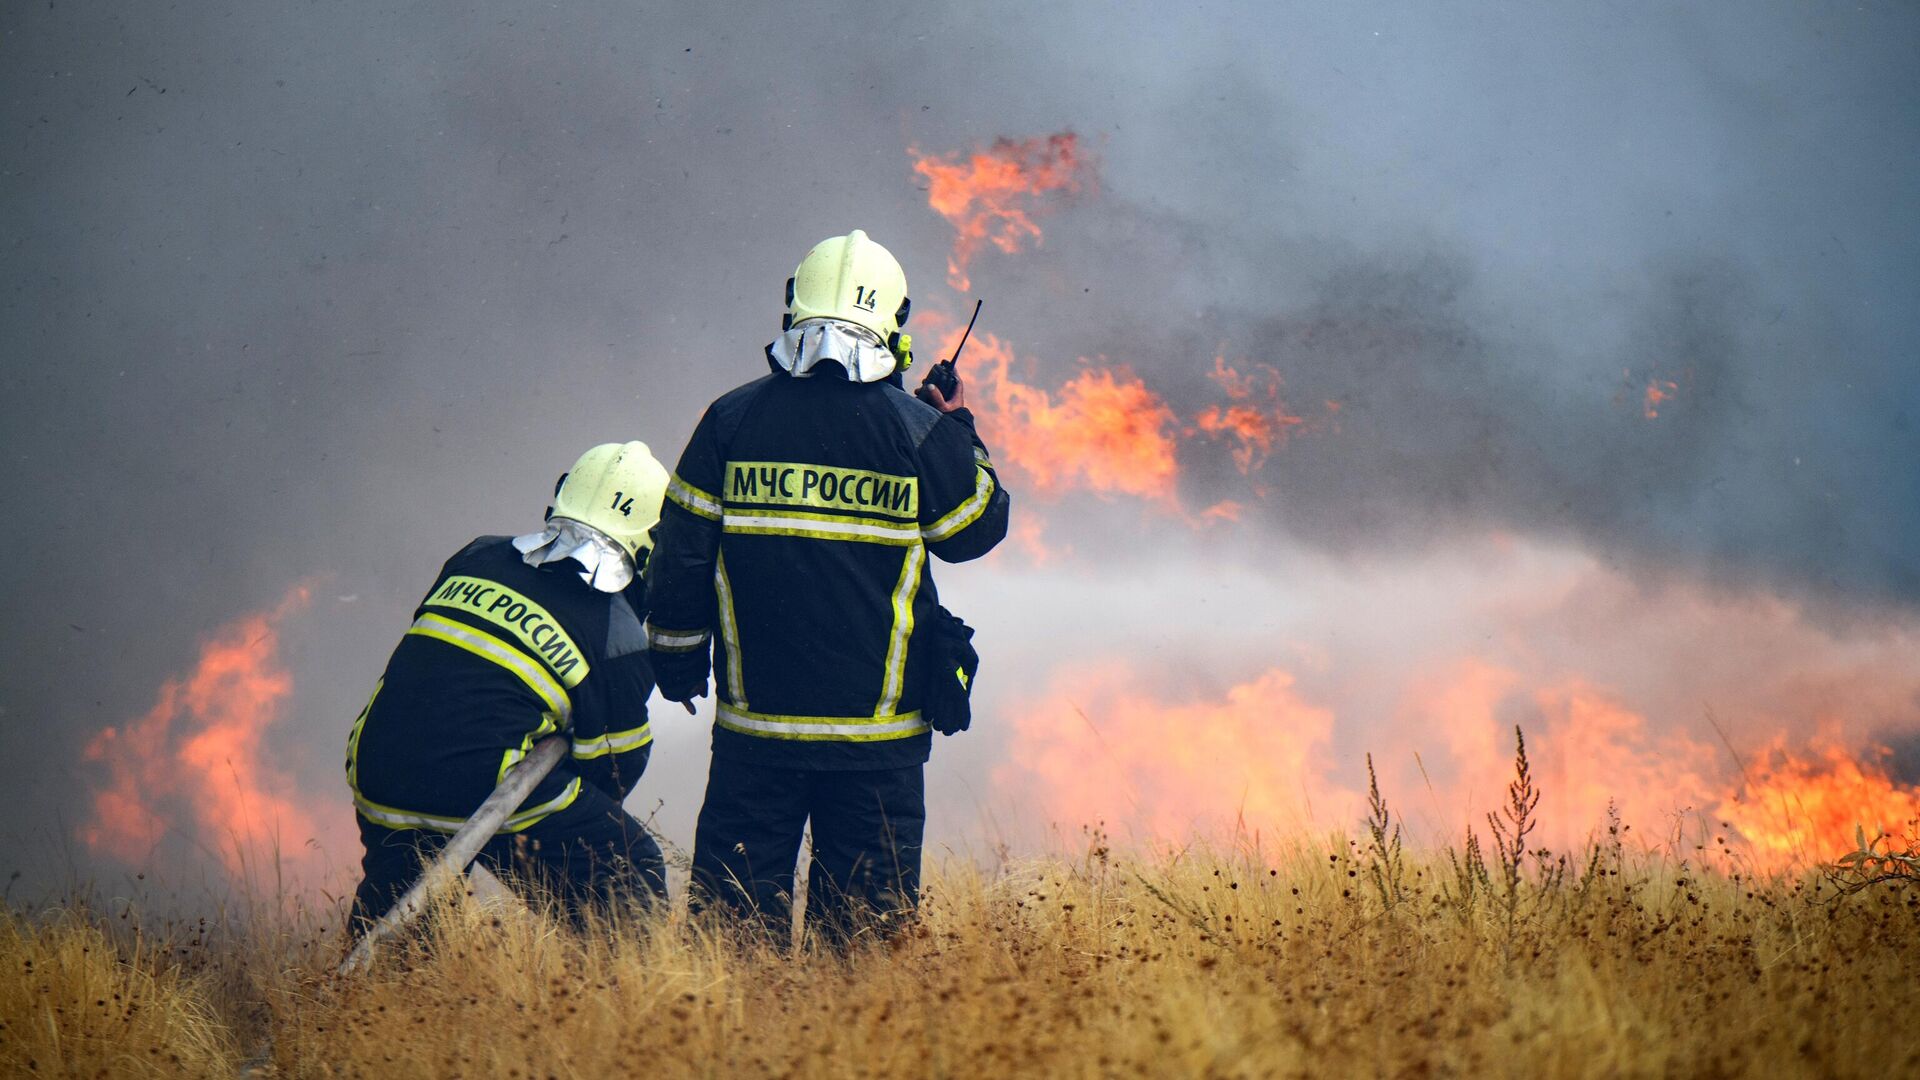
<box><xmin>852</xmin><ymin>285</ymin><xmax>879</xmax><ymax>312</ymax></box>
<box><xmin>610</xmin><ymin>492</ymin><xmax>635</xmax><ymax>517</ymax></box>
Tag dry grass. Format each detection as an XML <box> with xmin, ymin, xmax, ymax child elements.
<box><xmin>6</xmin><ymin>842</ymin><xmax>1914</xmax><ymax>1079</ymax></box>
<box><xmin>9</xmin><ymin>739</ymin><xmax>1920</xmax><ymax>1078</ymax></box>
<box><xmin>1</xmin><ymin>909</ymin><xmax>239</xmax><ymax>1076</ymax></box>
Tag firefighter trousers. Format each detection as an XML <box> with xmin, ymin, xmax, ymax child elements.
<box><xmin>351</xmin><ymin>780</ymin><xmax>666</xmax><ymax>928</ymax></box>
<box><xmin>690</xmin><ymin>755</ymin><xmax>925</xmax><ymax>947</ymax></box>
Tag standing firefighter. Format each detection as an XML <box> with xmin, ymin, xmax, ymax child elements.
<box><xmin>646</xmin><ymin>230</ymin><xmax>1010</xmax><ymax>945</ymax></box>
<box><xmin>346</xmin><ymin>442</ymin><xmax>671</xmax><ymax>925</ymax></box>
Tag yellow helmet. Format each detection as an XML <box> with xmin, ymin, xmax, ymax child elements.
<box><xmin>549</xmin><ymin>441</ymin><xmax>669</xmax><ymax>562</ymax></box>
<box><xmin>786</xmin><ymin>229</ymin><xmax>911</xmax><ymax>342</ymax></box>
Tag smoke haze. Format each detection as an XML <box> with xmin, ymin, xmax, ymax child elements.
<box><xmin>3</xmin><ymin>2</ymin><xmax>1915</xmax><ymax>897</ymax></box>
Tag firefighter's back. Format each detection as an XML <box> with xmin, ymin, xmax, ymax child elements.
<box><xmin>649</xmin><ymin>362</ymin><xmax>1006</xmax><ymax>772</ymax></box>
<box><xmin>347</xmin><ymin>536</ymin><xmax>608</xmax><ymax>827</ymax></box>
<box><xmin>715</xmin><ymin>374</ymin><xmax>934</xmax><ymax>721</ymax></box>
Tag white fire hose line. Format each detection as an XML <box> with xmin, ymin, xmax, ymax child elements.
<box><xmin>337</xmin><ymin>734</ymin><xmax>570</xmax><ymax>975</ymax></box>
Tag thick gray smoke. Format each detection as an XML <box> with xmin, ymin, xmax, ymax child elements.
<box><xmin>2</xmin><ymin>1</ymin><xmax>1914</xmax><ymax>895</ymax></box>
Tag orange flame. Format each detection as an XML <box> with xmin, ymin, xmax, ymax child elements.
<box><xmin>1193</xmin><ymin>357</ymin><xmax>1308</xmax><ymax>474</ymax></box>
<box><xmin>1521</xmin><ymin>679</ymin><xmax>1723</xmax><ymax>849</ymax></box>
<box><xmin>913</xmin><ymin>319</ymin><xmax>1331</xmax><ymax>519</ymax></box>
<box><xmin>910</xmin><ymin>133</ymin><xmax>1090</xmax><ymax>289</ymax></box>
<box><xmin>995</xmin><ymin>664</ymin><xmax>1358</xmax><ymax>842</ymax></box>
<box><xmin>1715</xmin><ymin>740</ymin><xmax>1920</xmax><ymax>870</ymax></box>
<box><xmin>81</xmin><ymin>586</ymin><xmax>332</xmax><ymax>884</ymax></box>
<box><xmin>967</xmin><ymin>332</ymin><xmax>1180</xmax><ymax>503</ymax></box>
<box><xmin>1006</xmin><ymin>515</ymin><xmax>1062</xmax><ymax>565</ymax></box>
<box><xmin>998</xmin><ymin>650</ymin><xmax>1920</xmax><ymax>875</ymax></box>
<box><xmin>1644</xmin><ymin>378</ymin><xmax>1678</xmax><ymax>419</ymax></box>
<box><xmin>905</xmin><ymin>139</ymin><xmax>1326</xmax><ymax>515</ymax></box>
<box><xmin>1198</xmin><ymin>500</ymin><xmax>1244</xmax><ymax>523</ymax></box>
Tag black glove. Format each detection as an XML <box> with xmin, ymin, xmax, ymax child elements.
<box><xmin>919</xmin><ymin>605</ymin><xmax>979</xmax><ymax>736</ymax></box>
<box><xmin>649</xmin><ymin>641</ymin><xmax>711</xmax><ymax>706</ymax></box>
<box><xmin>916</xmin><ymin>359</ymin><xmax>959</xmax><ymax>407</ymax></box>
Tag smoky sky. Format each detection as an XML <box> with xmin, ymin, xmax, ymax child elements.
<box><xmin>2</xmin><ymin>2</ymin><xmax>1916</xmax><ymax>891</ymax></box>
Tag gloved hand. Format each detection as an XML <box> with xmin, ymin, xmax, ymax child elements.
<box><xmin>649</xmin><ymin>643</ymin><xmax>711</xmax><ymax>708</ymax></box>
<box><xmin>915</xmin><ymin>364</ymin><xmax>966</xmax><ymax>412</ymax></box>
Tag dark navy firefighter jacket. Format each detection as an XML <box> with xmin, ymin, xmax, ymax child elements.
<box><xmin>645</xmin><ymin>372</ymin><xmax>1010</xmax><ymax>770</ymax></box>
<box><xmin>346</xmin><ymin>536</ymin><xmax>657</xmax><ymax>833</ymax></box>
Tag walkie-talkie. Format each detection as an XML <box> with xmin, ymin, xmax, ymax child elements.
<box><xmin>916</xmin><ymin>299</ymin><xmax>982</xmax><ymax>407</ymax></box>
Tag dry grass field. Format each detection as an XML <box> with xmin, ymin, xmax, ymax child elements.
<box><xmin>8</xmin><ymin>749</ymin><xmax>1919</xmax><ymax>1078</ymax></box>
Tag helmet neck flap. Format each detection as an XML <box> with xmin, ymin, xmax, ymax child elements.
<box><xmin>513</xmin><ymin>517</ymin><xmax>637</xmax><ymax>593</ymax></box>
<box><xmin>767</xmin><ymin>318</ymin><xmax>899</xmax><ymax>383</ymax></box>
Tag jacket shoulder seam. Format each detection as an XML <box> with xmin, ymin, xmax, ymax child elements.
<box><xmin>882</xmin><ymin>385</ymin><xmax>943</xmax><ymax>448</ymax></box>
<box><xmin>711</xmin><ymin>374</ymin><xmax>780</xmax><ymax>448</ymax></box>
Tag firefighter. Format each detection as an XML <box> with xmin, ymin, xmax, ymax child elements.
<box><xmin>646</xmin><ymin>230</ymin><xmax>1009</xmax><ymax>946</ymax></box>
<box><xmin>346</xmin><ymin>442</ymin><xmax>671</xmax><ymax>926</ymax></box>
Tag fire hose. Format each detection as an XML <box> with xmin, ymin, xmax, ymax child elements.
<box><xmin>337</xmin><ymin>733</ymin><xmax>569</xmax><ymax>974</ymax></box>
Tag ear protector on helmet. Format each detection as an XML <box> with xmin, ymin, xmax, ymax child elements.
<box><xmin>782</xmin><ymin>277</ymin><xmax>796</xmax><ymax>331</ymax></box>
<box><xmin>544</xmin><ymin>472</ymin><xmax>568</xmax><ymax>521</ymax></box>
<box><xmin>885</xmin><ymin>296</ymin><xmax>913</xmax><ymax>370</ymax></box>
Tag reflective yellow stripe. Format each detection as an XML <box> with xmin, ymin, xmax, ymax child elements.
<box><xmin>722</xmin><ymin>509</ymin><xmax>921</xmax><ymax>546</ymax></box>
<box><xmin>716</xmin><ymin>701</ymin><xmax>928</xmax><ymax>742</ymax></box>
<box><xmin>873</xmin><ymin>543</ymin><xmax>924</xmax><ymax>716</ymax></box>
<box><xmin>498</xmin><ymin>712</ymin><xmax>562</xmax><ymax>783</ymax></box>
<box><xmin>344</xmin><ymin>678</ymin><xmax>384</xmax><ymax>791</ymax></box>
<box><xmin>972</xmin><ymin>444</ymin><xmax>993</xmax><ymax>469</ymax></box>
<box><xmin>714</xmin><ymin>549</ymin><xmax>747</xmax><ymax>707</ymax></box>
<box><xmin>509</xmin><ymin>782</ymin><xmax>583</xmax><ymax>829</ymax></box>
<box><xmin>423</xmin><ymin>575</ymin><xmax>588</xmax><ymax>688</ymax></box>
<box><xmin>667</xmin><ymin>474</ymin><xmax>722</xmax><ymax>520</ymax></box>
<box><xmin>571</xmin><ymin>721</ymin><xmax>654</xmax><ymax>759</ymax></box>
<box><xmin>351</xmin><ymin>632</ymin><xmax>580</xmax><ymax>837</ymax></box>
<box><xmin>407</xmin><ymin>613</ymin><xmax>571</xmax><ymax>718</ymax></box>
<box><xmin>645</xmin><ymin>622</ymin><xmax>710</xmax><ymax>652</ymax></box>
<box><xmin>353</xmin><ymin>794</ymin><xmax>465</xmax><ymax>832</ymax></box>
<box><xmin>923</xmin><ymin>465</ymin><xmax>996</xmax><ymax>542</ymax></box>
<box><xmin>353</xmin><ymin>777</ymin><xmax>584</xmax><ymax>835</ymax></box>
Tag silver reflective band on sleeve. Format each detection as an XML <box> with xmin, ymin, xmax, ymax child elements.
<box><xmin>722</xmin><ymin>510</ymin><xmax>920</xmax><ymax>546</ymax></box>
<box><xmin>923</xmin><ymin>465</ymin><xmax>996</xmax><ymax>542</ymax></box>
<box><xmin>873</xmin><ymin>542</ymin><xmax>925</xmax><ymax>717</ymax></box>
<box><xmin>571</xmin><ymin>721</ymin><xmax>654</xmax><ymax>759</ymax></box>
<box><xmin>667</xmin><ymin>474</ymin><xmax>723</xmax><ymax>520</ymax></box>
<box><xmin>973</xmin><ymin>444</ymin><xmax>993</xmax><ymax>469</ymax></box>
<box><xmin>353</xmin><ymin>777</ymin><xmax>584</xmax><ymax>835</ymax></box>
<box><xmin>645</xmin><ymin>623</ymin><xmax>710</xmax><ymax>650</ymax></box>
<box><xmin>714</xmin><ymin>549</ymin><xmax>747</xmax><ymax>707</ymax></box>
<box><xmin>352</xmin><ymin>797</ymin><xmax>465</xmax><ymax>832</ymax></box>
<box><xmin>717</xmin><ymin>701</ymin><xmax>929</xmax><ymax>742</ymax></box>
<box><xmin>406</xmin><ymin>613</ymin><xmax>572</xmax><ymax>719</ymax></box>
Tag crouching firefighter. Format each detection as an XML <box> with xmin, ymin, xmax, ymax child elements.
<box><xmin>346</xmin><ymin>442</ymin><xmax>672</xmax><ymax>926</ymax></box>
<box><xmin>645</xmin><ymin>230</ymin><xmax>1009</xmax><ymax>946</ymax></box>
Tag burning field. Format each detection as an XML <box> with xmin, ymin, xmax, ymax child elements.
<box><xmin>57</xmin><ymin>131</ymin><xmax>1920</xmax><ymax>900</ymax></box>
<box><xmin>905</xmin><ymin>133</ymin><xmax>1920</xmax><ymax>879</ymax></box>
<box><xmin>13</xmin><ymin>129</ymin><xmax>1915</xmax><ymax>1077</ymax></box>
